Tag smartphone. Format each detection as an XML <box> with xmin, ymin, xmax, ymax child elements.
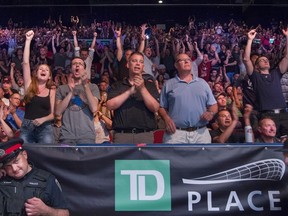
<box><xmin>253</xmin><ymin>39</ymin><xmax>261</xmax><ymax>44</ymax></box>
<box><xmin>269</xmin><ymin>38</ymin><xmax>275</xmax><ymax>44</ymax></box>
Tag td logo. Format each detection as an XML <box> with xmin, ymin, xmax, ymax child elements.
<box><xmin>115</xmin><ymin>160</ymin><xmax>171</xmax><ymax>211</ymax></box>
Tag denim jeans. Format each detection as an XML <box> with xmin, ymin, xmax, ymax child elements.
<box><xmin>20</xmin><ymin>119</ymin><xmax>55</xmax><ymax>144</ymax></box>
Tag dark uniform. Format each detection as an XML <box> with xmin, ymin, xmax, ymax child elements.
<box><xmin>0</xmin><ymin>139</ymin><xmax>69</xmax><ymax>216</ymax></box>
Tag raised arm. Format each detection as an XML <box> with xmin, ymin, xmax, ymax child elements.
<box><xmin>72</xmin><ymin>30</ymin><xmax>79</xmax><ymax>48</ymax></box>
<box><xmin>115</xmin><ymin>28</ymin><xmax>123</xmax><ymax>61</ymax></box>
<box><xmin>243</xmin><ymin>29</ymin><xmax>257</xmax><ymax>75</ymax></box>
<box><xmin>51</xmin><ymin>35</ymin><xmax>57</xmax><ymax>54</ymax></box>
<box><xmin>90</xmin><ymin>32</ymin><xmax>97</xmax><ymax>50</ymax></box>
<box><xmin>279</xmin><ymin>28</ymin><xmax>288</xmax><ymax>73</ymax></box>
<box><xmin>138</xmin><ymin>24</ymin><xmax>147</xmax><ymax>53</ymax></box>
<box><xmin>213</xmin><ymin>104</ymin><xmax>238</xmax><ymax>143</ymax></box>
<box><xmin>154</xmin><ymin>37</ymin><xmax>160</xmax><ymax>57</ymax></box>
<box><xmin>23</xmin><ymin>30</ymin><xmax>34</xmax><ymax>92</ymax></box>
<box><xmin>193</xmin><ymin>42</ymin><xmax>204</xmax><ymax>66</ymax></box>
<box><xmin>10</xmin><ymin>62</ymin><xmax>18</xmax><ymax>89</ymax></box>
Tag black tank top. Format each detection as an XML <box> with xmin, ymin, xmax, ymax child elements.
<box><xmin>24</xmin><ymin>91</ymin><xmax>50</xmax><ymax>120</ymax></box>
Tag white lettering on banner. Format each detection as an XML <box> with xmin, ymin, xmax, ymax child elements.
<box><xmin>188</xmin><ymin>192</ymin><xmax>201</xmax><ymax>211</ymax></box>
<box><xmin>187</xmin><ymin>190</ymin><xmax>281</xmax><ymax>212</ymax></box>
<box><xmin>269</xmin><ymin>191</ymin><xmax>281</xmax><ymax>211</ymax></box>
<box><xmin>225</xmin><ymin>191</ymin><xmax>244</xmax><ymax>211</ymax></box>
<box><xmin>207</xmin><ymin>191</ymin><xmax>220</xmax><ymax>211</ymax></box>
<box><xmin>248</xmin><ymin>191</ymin><xmax>263</xmax><ymax>211</ymax></box>
<box><xmin>121</xmin><ymin>170</ymin><xmax>165</xmax><ymax>201</ymax></box>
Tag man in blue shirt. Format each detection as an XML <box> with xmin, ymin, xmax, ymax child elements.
<box><xmin>6</xmin><ymin>92</ymin><xmax>24</xmax><ymax>131</ymax></box>
<box><xmin>159</xmin><ymin>53</ymin><xmax>218</xmax><ymax>143</ymax></box>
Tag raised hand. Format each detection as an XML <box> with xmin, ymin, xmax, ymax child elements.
<box><xmin>25</xmin><ymin>30</ymin><xmax>34</xmax><ymax>41</ymax></box>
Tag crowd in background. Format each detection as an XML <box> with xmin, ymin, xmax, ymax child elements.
<box><xmin>0</xmin><ymin>14</ymin><xmax>287</xmax><ymax>144</ymax></box>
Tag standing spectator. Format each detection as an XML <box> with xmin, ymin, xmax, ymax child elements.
<box><xmin>161</xmin><ymin>39</ymin><xmax>175</xmax><ymax>78</ymax></box>
<box><xmin>107</xmin><ymin>51</ymin><xmax>159</xmax><ymax>144</ymax></box>
<box><xmin>115</xmin><ymin>27</ymin><xmax>133</xmax><ymax>81</ymax></box>
<box><xmin>159</xmin><ymin>53</ymin><xmax>217</xmax><ymax>143</ymax></box>
<box><xmin>20</xmin><ymin>30</ymin><xmax>55</xmax><ymax>144</ymax></box>
<box><xmin>55</xmin><ymin>57</ymin><xmax>100</xmax><ymax>144</ymax></box>
<box><xmin>10</xmin><ymin>62</ymin><xmax>25</xmax><ymax>100</ymax></box>
<box><xmin>223</xmin><ymin>49</ymin><xmax>238</xmax><ymax>82</ymax></box>
<box><xmin>11</xmin><ymin>47</ymin><xmax>23</xmax><ymax>71</ymax></box>
<box><xmin>243</xmin><ymin>28</ymin><xmax>288</xmax><ymax>136</ymax></box>
<box><xmin>51</xmin><ymin>34</ymin><xmax>70</xmax><ymax>75</ymax></box>
<box><xmin>138</xmin><ymin>24</ymin><xmax>160</xmax><ymax>79</ymax></box>
<box><xmin>72</xmin><ymin>30</ymin><xmax>97</xmax><ymax>80</ymax></box>
<box><xmin>35</xmin><ymin>46</ymin><xmax>53</xmax><ymax>68</ymax></box>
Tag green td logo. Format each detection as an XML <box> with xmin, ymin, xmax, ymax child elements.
<box><xmin>115</xmin><ymin>160</ymin><xmax>171</xmax><ymax>211</ymax></box>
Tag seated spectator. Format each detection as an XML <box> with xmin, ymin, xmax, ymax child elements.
<box><xmin>0</xmin><ymin>87</ymin><xmax>9</xmax><ymax>107</ymax></box>
<box><xmin>6</xmin><ymin>92</ymin><xmax>24</xmax><ymax>131</ymax></box>
<box><xmin>210</xmin><ymin>104</ymin><xmax>253</xmax><ymax>143</ymax></box>
<box><xmin>0</xmin><ymin>105</ymin><xmax>14</xmax><ymax>142</ymax></box>
<box><xmin>94</xmin><ymin>91</ymin><xmax>112</xmax><ymax>143</ymax></box>
<box><xmin>255</xmin><ymin>116</ymin><xmax>286</xmax><ymax>143</ymax></box>
<box><xmin>95</xmin><ymin>91</ymin><xmax>113</xmax><ymax>143</ymax></box>
<box><xmin>1</xmin><ymin>76</ymin><xmax>18</xmax><ymax>99</ymax></box>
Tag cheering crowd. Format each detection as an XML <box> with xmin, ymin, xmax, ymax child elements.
<box><xmin>0</xmin><ymin>15</ymin><xmax>287</xmax><ymax>144</ymax></box>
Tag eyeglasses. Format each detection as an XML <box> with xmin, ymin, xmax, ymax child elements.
<box><xmin>176</xmin><ymin>58</ymin><xmax>192</xmax><ymax>63</ymax></box>
<box><xmin>72</xmin><ymin>62</ymin><xmax>85</xmax><ymax>66</ymax></box>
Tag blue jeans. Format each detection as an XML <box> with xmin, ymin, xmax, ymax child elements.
<box><xmin>20</xmin><ymin>119</ymin><xmax>55</xmax><ymax>144</ymax></box>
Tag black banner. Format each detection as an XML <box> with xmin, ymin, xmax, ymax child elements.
<box><xmin>25</xmin><ymin>144</ymin><xmax>288</xmax><ymax>216</ymax></box>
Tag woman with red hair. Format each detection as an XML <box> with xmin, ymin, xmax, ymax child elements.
<box><xmin>20</xmin><ymin>30</ymin><xmax>55</xmax><ymax>144</ymax></box>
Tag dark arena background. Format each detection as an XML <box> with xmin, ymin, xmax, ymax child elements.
<box><xmin>0</xmin><ymin>0</ymin><xmax>288</xmax><ymax>29</ymax></box>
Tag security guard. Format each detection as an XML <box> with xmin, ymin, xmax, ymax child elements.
<box><xmin>0</xmin><ymin>138</ymin><xmax>69</xmax><ymax>216</ymax></box>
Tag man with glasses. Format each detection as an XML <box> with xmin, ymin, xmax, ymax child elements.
<box><xmin>243</xmin><ymin>28</ymin><xmax>288</xmax><ymax>137</ymax></box>
<box><xmin>107</xmin><ymin>51</ymin><xmax>159</xmax><ymax>144</ymax></box>
<box><xmin>55</xmin><ymin>57</ymin><xmax>100</xmax><ymax>144</ymax></box>
<box><xmin>6</xmin><ymin>92</ymin><xmax>24</xmax><ymax>131</ymax></box>
<box><xmin>159</xmin><ymin>53</ymin><xmax>217</xmax><ymax>143</ymax></box>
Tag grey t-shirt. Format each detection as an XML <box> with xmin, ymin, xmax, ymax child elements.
<box><xmin>56</xmin><ymin>83</ymin><xmax>100</xmax><ymax>144</ymax></box>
